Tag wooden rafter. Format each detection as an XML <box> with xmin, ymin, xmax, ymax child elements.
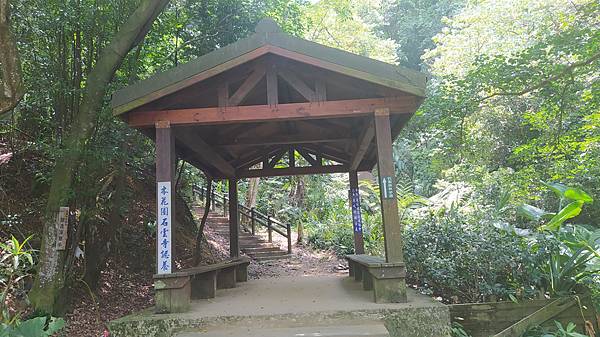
<box><xmin>233</xmin><ymin>146</ymin><xmax>280</xmax><ymax>170</ymax></box>
<box><xmin>350</xmin><ymin>119</ymin><xmax>375</xmax><ymax>170</ymax></box>
<box><xmin>176</xmin><ymin>129</ymin><xmax>235</xmax><ymax>177</ymax></box>
<box><xmin>278</xmin><ymin>68</ymin><xmax>316</xmax><ymax>102</ymax></box>
<box><xmin>301</xmin><ymin>144</ymin><xmax>349</xmax><ymax>165</ymax></box>
<box><xmin>214</xmin><ymin>133</ymin><xmax>352</xmax><ymax>148</ymax></box>
<box><xmin>238</xmin><ymin>164</ymin><xmax>348</xmax><ymax>178</ymax></box>
<box><xmin>297</xmin><ymin>148</ymin><xmax>320</xmax><ymax>166</ymax></box>
<box><xmin>268</xmin><ymin>149</ymin><xmax>287</xmax><ymax>168</ymax></box>
<box><xmin>228</xmin><ymin>64</ymin><xmax>266</xmax><ymax>106</ymax></box>
<box><xmin>127</xmin><ymin>97</ymin><xmax>417</xmax><ymax>127</ymax></box>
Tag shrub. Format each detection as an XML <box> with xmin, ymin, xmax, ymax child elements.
<box><xmin>404</xmin><ymin>210</ymin><xmax>555</xmax><ymax>303</ymax></box>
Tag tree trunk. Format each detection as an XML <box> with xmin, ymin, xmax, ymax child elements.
<box><xmin>289</xmin><ymin>176</ymin><xmax>305</xmax><ymax>244</ymax></box>
<box><xmin>194</xmin><ymin>178</ymin><xmax>212</xmax><ymax>265</ymax></box>
<box><xmin>28</xmin><ymin>0</ymin><xmax>169</xmax><ymax>314</ymax></box>
<box><xmin>245</xmin><ymin>178</ymin><xmax>259</xmax><ymax>208</ymax></box>
<box><xmin>0</xmin><ymin>0</ymin><xmax>24</xmax><ymax>115</ymax></box>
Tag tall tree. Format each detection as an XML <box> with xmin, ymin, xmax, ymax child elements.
<box><xmin>379</xmin><ymin>0</ymin><xmax>464</xmax><ymax>70</ymax></box>
<box><xmin>0</xmin><ymin>0</ymin><xmax>23</xmax><ymax>114</ymax></box>
<box><xmin>28</xmin><ymin>0</ymin><xmax>169</xmax><ymax>314</ymax></box>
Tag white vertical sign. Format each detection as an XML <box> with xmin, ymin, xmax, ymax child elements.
<box><xmin>55</xmin><ymin>207</ymin><xmax>69</xmax><ymax>250</ymax></box>
<box><xmin>157</xmin><ymin>181</ymin><xmax>172</xmax><ymax>274</ymax></box>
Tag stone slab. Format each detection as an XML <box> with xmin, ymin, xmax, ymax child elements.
<box><xmin>109</xmin><ymin>275</ymin><xmax>450</xmax><ymax>337</ymax></box>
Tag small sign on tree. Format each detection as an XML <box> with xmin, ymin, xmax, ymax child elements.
<box><xmin>55</xmin><ymin>207</ymin><xmax>69</xmax><ymax>250</ymax></box>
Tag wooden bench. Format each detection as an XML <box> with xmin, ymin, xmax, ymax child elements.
<box><xmin>153</xmin><ymin>257</ymin><xmax>250</xmax><ymax>313</ymax></box>
<box><xmin>345</xmin><ymin>254</ymin><xmax>407</xmax><ymax>303</ymax></box>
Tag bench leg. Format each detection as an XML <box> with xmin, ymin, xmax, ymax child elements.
<box><xmin>191</xmin><ymin>271</ymin><xmax>217</xmax><ymax>299</ymax></box>
<box><xmin>155</xmin><ymin>282</ymin><xmax>191</xmax><ymax>313</ymax></box>
<box><xmin>362</xmin><ymin>270</ymin><xmax>373</xmax><ymax>290</ymax></box>
<box><xmin>348</xmin><ymin>261</ymin><xmax>354</xmax><ymax>277</ymax></box>
<box><xmin>354</xmin><ymin>264</ymin><xmax>363</xmax><ymax>282</ymax></box>
<box><xmin>236</xmin><ymin>264</ymin><xmax>248</xmax><ymax>282</ymax></box>
<box><xmin>373</xmin><ymin>277</ymin><xmax>407</xmax><ymax>303</ymax></box>
<box><xmin>217</xmin><ymin>266</ymin><xmax>237</xmax><ymax>289</ymax></box>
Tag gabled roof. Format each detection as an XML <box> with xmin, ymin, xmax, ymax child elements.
<box><xmin>111</xmin><ymin>19</ymin><xmax>427</xmax><ymax>116</ymax></box>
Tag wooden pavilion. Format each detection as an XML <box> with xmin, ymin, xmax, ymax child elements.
<box><xmin>111</xmin><ymin>19</ymin><xmax>427</xmax><ymax>304</ymax></box>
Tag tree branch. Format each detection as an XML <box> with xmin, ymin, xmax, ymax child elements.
<box><xmin>480</xmin><ymin>51</ymin><xmax>600</xmax><ymax>102</ymax></box>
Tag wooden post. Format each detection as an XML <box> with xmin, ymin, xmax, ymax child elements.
<box><xmin>267</xmin><ymin>216</ymin><xmax>273</xmax><ymax>243</ymax></box>
<box><xmin>251</xmin><ymin>207</ymin><xmax>256</xmax><ymax>235</ymax></box>
<box><xmin>155</xmin><ymin>121</ymin><xmax>175</xmax><ymax>274</ymax></box>
<box><xmin>286</xmin><ymin>223</ymin><xmax>292</xmax><ymax>254</ymax></box>
<box><xmin>373</xmin><ymin>108</ymin><xmax>403</xmax><ymax>263</ymax></box>
<box><xmin>228</xmin><ymin>179</ymin><xmax>239</xmax><ymax>258</ymax></box>
<box><xmin>223</xmin><ymin>186</ymin><xmax>227</xmax><ymax>217</ymax></box>
<box><xmin>349</xmin><ymin>170</ymin><xmax>365</xmax><ymax>254</ymax></box>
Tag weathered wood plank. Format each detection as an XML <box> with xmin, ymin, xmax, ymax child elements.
<box><xmin>350</xmin><ymin>120</ymin><xmax>375</xmax><ymax>170</ymax></box>
<box><xmin>228</xmin><ymin>179</ymin><xmax>239</xmax><ymax>258</ymax></box>
<box><xmin>374</xmin><ymin>108</ymin><xmax>403</xmax><ymax>263</ymax></box>
<box><xmin>228</xmin><ymin>64</ymin><xmax>266</xmax><ymax>106</ymax></box>
<box><xmin>278</xmin><ymin>68</ymin><xmax>316</xmax><ymax>102</ymax></box>
<box><xmin>449</xmin><ymin>296</ymin><xmax>599</xmax><ymax>337</ymax></box>
<box><xmin>128</xmin><ymin>97</ymin><xmax>417</xmax><ymax>127</ymax></box>
<box><xmin>214</xmin><ymin>133</ymin><xmax>352</xmax><ymax>148</ymax></box>
<box><xmin>493</xmin><ymin>297</ymin><xmax>577</xmax><ymax>337</ymax></box>
<box><xmin>175</xmin><ymin>129</ymin><xmax>235</xmax><ymax>177</ymax></box>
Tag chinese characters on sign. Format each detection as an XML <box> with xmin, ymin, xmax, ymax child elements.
<box><xmin>350</xmin><ymin>188</ymin><xmax>363</xmax><ymax>233</ymax></box>
<box><xmin>55</xmin><ymin>207</ymin><xmax>69</xmax><ymax>250</ymax></box>
<box><xmin>157</xmin><ymin>181</ymin><xmax>172</xmax><ymax>274</ymax></box>
<box><xmin>381</xmin><ymin>176</ymin><xmax>394</xmax><ymax>200</ymax></box>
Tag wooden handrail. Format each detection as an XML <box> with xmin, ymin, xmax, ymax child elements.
<box><xmin>194</xmin><ymin>184</ymin><xmax>292</xmax><ymax>254</ymax></box>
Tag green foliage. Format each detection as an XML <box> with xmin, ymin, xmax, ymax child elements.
<box><xmin>521</xmin><ymin>321</ymin><xmax>588</xmax><ymax>337</ymax></box>
<box><xmin>519</xmin><ymin>182</ymin><xmax>594</xmax><ymax>231</ymax></box>
<box><xmin>0</xmin><ymin>316</ymin><xmax>65</xmax><ymax>337</ymax></box>
<box><xmin>404</xmin><ymin>210</ymin><xmax>553</xmax><ymax>303</ymax></box>
<box><xmin>450</xmin><ymin>322</ymin><xmax>471</xmax><ymax>337</ymax></box>
<box><xmin>0</xmin><ymin>236</ymin><xmax>35</xmax><ymax>324</ymax></box>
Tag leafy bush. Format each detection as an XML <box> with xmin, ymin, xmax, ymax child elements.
<box><xmin>404</xmin><ymin>210</ymin><xmax>555</xmax><ymax>303</ymax></box>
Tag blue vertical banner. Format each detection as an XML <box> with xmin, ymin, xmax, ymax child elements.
<box><xmin>350</xmin><ymin>188</ymin><xmax>363</xmax><ymax>233</ymax></box>
<box><xmin>157</xmin><ymin>181</ymin><xmax>172</xmax><ymax>274</ymax></box>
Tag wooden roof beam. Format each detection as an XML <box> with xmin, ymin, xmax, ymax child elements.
<box><xmin>227</xmin><ymin>64</ymin><xmax>266</xmax><ymax>106</ymax></box>
<box><xmin>350</xmin><ymin>119</ymin><xmax>375</xmax><ymax>171</ymax></box>
<box><xmin>214</xmin><ymin>133</ymin><xmax>353</xmax><ymax>148</ymax></box>
<box><xmin>238</xmin><ymin>164</ymin><xmax>348</xmax><ymax>178</ymax></box>
<box><xmin>175</xmin><ymin>129</ymin><xmax>236</xmax><ymax>177</ymax></box>
<box><xmin>278</xmin><ymin>68</ymin><xmax>316</xmax><ymax>102</ymax></box>
<box><xmin>127</xmin><ymin>97</ymin><xmax>417</xmax><ymax>127</ymax></box>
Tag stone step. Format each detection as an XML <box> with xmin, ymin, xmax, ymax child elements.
<box><xmin>252</xmin><ymin>254</ymin><xmax>292</xmax><ymax>261</ymax></box>
<box><xmin>176</xmin><ymin>324</ymin><xmax>390</xmax><ymax>337</ymax></box>
<box><xmin>241</xmin><ymin>247</ymin><xmax>282</xmax><ymax>253</ymax></box>
<box><xmin>247</xmin><ymin>250</ymin><xmax>288</xmax><ymax>258</ymax></box>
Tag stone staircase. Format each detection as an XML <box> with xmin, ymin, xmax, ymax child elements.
<box><xmin>208</xmin><ymin>213</ymin><xmax>291</xmax><ymax>261</ymax></box>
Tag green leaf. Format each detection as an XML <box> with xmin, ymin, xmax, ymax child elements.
<box><xmin>543</xmin><ymin>181</ymin><xmax>569</xmax><ymax>198</ymax></box>
<box><xmin>564</xmin><ymin>188</ymin><xmax>593</xmax><ymax>203</ymax></box>
<box><xmin>541</xmin><ymin>200</ymin><xmax>584</xmax><ymax>231</ymax></box>
<box><xmin>14</xmin><ymin>317</ymin><xmax>47</xmax><ymax>337</ymax></box>
<box><xmin>518</xmin><ymin>204</ymin><xmax>553</xmax><ymax>221</ymax></box>
<box><xmin>44</xmin><ymin>317</ymin><xmax>65</xmax><ymax>335</ymax></box>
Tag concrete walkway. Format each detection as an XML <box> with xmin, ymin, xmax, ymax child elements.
<box><xmin>181</xmin><ymin>275</ymin><xmax>439</xmax><ymax>318</ymax></box>
<box><xmin>109</xmin><ymin>275</ymin><xmax>450</xmax><ymax>337</ymax></box>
